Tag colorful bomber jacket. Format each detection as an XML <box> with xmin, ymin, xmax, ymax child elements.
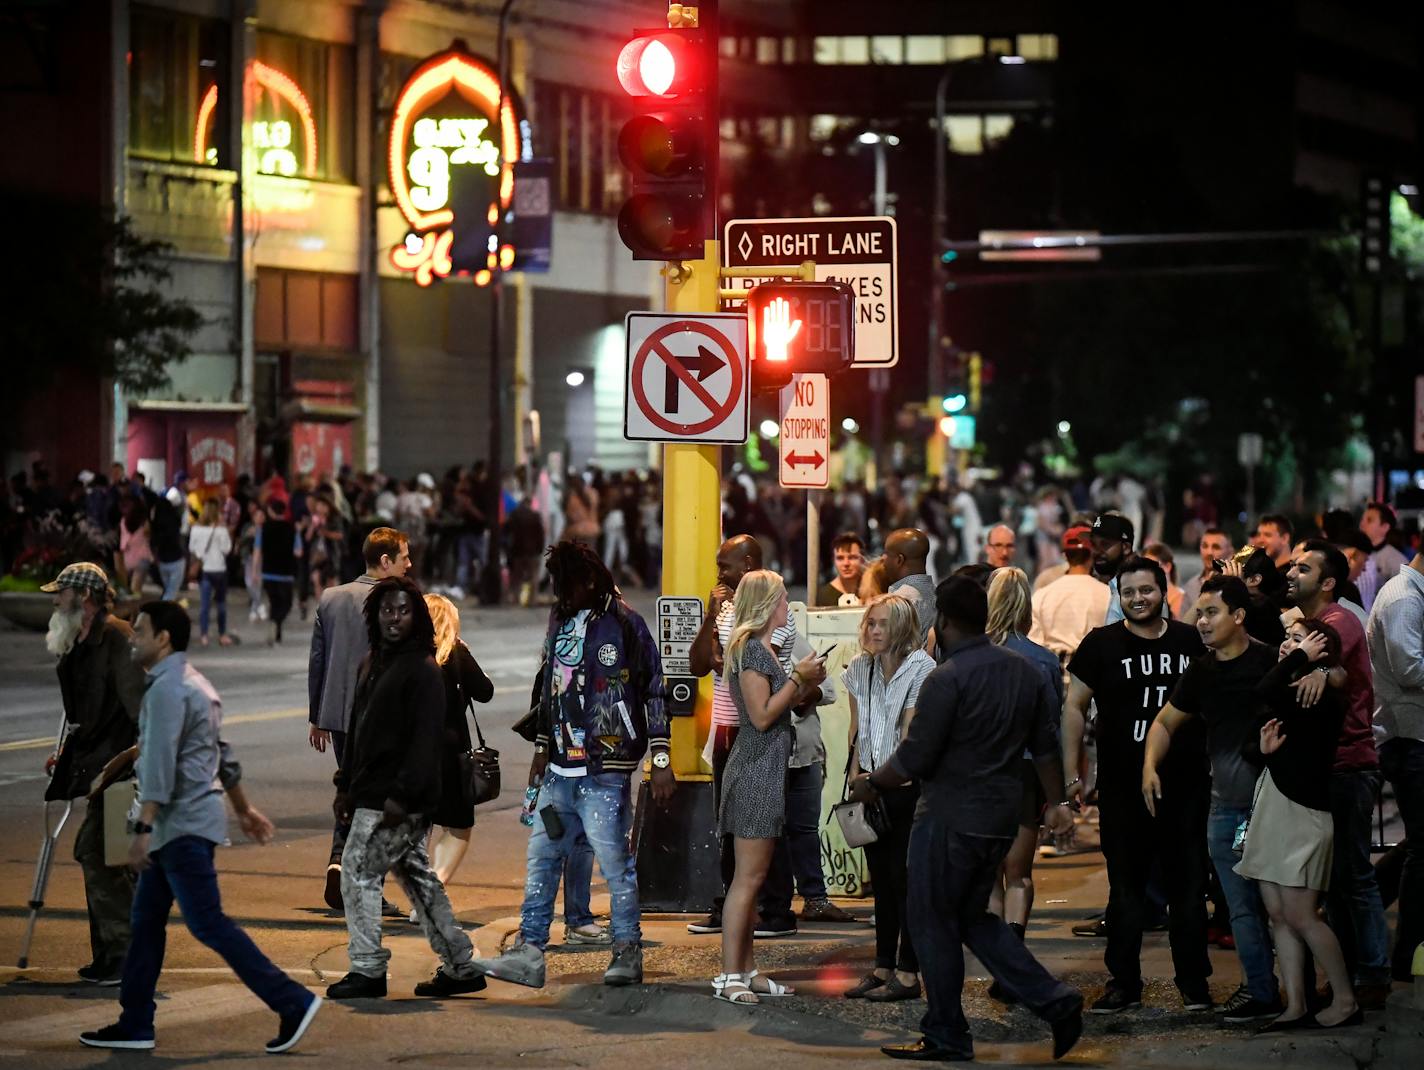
<box><xmin>533</xmin><ymin>594</ymin><xmax>669</xmax><ymax>774</ymax></box>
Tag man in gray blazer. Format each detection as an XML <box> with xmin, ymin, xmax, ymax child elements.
<box><xmin>308</xmin><ymin>526</ymin><xmax>410</xmax><ymax>909</ymax></box>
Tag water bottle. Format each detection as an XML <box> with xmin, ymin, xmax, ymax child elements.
<box><xmin>519</xmin><ymin>781</ymin><xmax>541</xmax><ymax>827</ymax></box>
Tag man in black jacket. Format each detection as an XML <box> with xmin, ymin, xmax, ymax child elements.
<box><xmin>43</xmin><ymin>563</ymin><xmax>146</xmax><ymax>985</ymax></box>
<box><xmin>325</xmin><ymin>576</ymin><xmax>485</xmax><ymax>1000</ymax></box>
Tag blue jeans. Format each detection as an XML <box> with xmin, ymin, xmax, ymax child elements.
<box><xmin>562</xmin><ymin>835</ymin><xmax>596</xmax><ymax>927</ymax></box>
<box><xmin>782</xmin><ymin>762</ymin><xmax>827</xmax><ymax>901</ymax></box>
<box><xmin>199</xmin><ymin>570</ymin><xmax>228</xmax><ymax>636</ymax></box>
<box><xmin>1381</xmin><ymin>738</ymin><xmax>1424</xmax><ymax>981</ymax></box>
<box><xmin>1326</xmin><ymin>769</ymin><xmax>1392</xmax><ymax>984</ymax></box>
<box><xmin>520</xmin><ymin>771</ymin><xmax>639</xmax><ymax>949</ymax></box>
<box><xmin>119</xmin><ymin>836</ymin><xmax>311</xmax><ymax>1035</ymax></box>
<box><xmin>157</xmin><ymin>558</ymin><xmax>184</xmax><ymax>600</ymax></box>
<box><xmin>455</xmin><ymin>533</ymin><xmax>487</xmax><ymax>591</ymax></box>
<box><xmin>1207</xmin><ymin>803</ymin><xmax>1278</xmax><ymax>1002</ymax></box>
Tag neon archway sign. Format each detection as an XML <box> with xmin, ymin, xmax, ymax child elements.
<box><xmin>387</xmin><ymin>47</ymin><xmax>520</xmax><ymax>286</ymax></box>
<box><xmin>193</xmin><ymin>61</ymin><xmax>319</xmax><ymax>177</ymax></box>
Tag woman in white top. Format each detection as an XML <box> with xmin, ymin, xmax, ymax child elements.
<box><xmin>841</xmin><ymin>593</ymin><xmax>936</xmax><ymax>1002</ymax></box>
<box><xmin>189</xmin><ymin>499</ymin><xmax>235</xmax><ymax>646</ymax></box>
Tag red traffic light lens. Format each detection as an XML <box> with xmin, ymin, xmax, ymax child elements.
<box><xmin>617</xmin><ymin>33</ymin><xmax>698</xmax><ymax>97</ymax></box>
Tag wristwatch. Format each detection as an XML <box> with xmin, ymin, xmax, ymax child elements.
<box><xmin>132</xmin><ymin>821</ymin><xmax>154</xmax><ymax>835</ymax></box>
<box><xmin>651</xmin><ymin>750</ymin><xmax>671</xmax><ymax>770</ymax></box>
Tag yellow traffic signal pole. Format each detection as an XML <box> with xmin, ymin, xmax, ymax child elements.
<box><xmin>661</xmin><ymin>243</ymin><xmax>724</xmax><ymax>782</ymax></box>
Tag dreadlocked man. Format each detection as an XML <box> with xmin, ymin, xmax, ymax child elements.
<box><xmin>326</xmin><ymin>576</ymin><xmax>487</xmax><ymax>1000</ymax></box>
<box><xmin>475</xmin><ymin>540</ymin><xmax>674</xmax><ymax>988</ymax></box>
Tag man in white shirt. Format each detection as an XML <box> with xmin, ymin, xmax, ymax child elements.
<box><xmin>1177</xmin><ymin>527</ymin><xmax>1233</xmax><ymax>623</ymax></box>
<box><xmin>1365</xmin><ymin>547</ymin><xmax>1424</xmax><ymax>982</ymax></box>
<box><xmin>1031</xmin><ymin>526</ymin><xmax>1110</xmax><ymax>664</ymax></box>
<box><xmin>1360</xmin><ymin>503</ymin><xmax>1407</xmax><ymax>610</ymax></box>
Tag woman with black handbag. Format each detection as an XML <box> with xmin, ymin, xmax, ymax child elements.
<box><xmin>841</xmin><ymin>592</ymin><xmax>935</xmax><ymax>1002</ymax></box>
<box><xmin>424</xmin><ymin>595</ymin><xmax>495</xmax><ymax>900</ymax></box>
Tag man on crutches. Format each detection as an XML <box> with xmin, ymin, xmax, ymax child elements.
<box><xmin>40</xmin><ymin>563</ymin><xmax>145</xmax><ymax>984</ymax></box>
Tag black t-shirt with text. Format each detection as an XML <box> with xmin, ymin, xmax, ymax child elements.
<box><xmin>1168</xmin><ymin>639</ymin><xmax>1278</xmax><ymax>809</ymax></box>
<box><xmin>1068</xmin><ymin>620</ymin><xmax>1207</xmax><ymax>796</ymax></box>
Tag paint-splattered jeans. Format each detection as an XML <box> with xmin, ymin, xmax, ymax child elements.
<box><xmin>519</xmin><ymin>771</ymin><xmax>641</xmax><ymax>950</ymax></box>
<box><xmin>341</xmin><ymin>808</ymin><xmax>477</xmax><ymax>979</ymax></box>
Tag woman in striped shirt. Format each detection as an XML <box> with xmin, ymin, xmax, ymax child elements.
<box><xmin>842</xmin><ymin>593</ymin><xmax>936</xmax><ymax>1002</ymax></box>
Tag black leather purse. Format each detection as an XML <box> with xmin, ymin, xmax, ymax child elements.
<box><xmin>458</xmin><ymin>701</ymin><xmax>501</xmax><ymax>808</ymax></box>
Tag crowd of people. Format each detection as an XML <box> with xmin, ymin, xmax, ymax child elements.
<box><xmin>26</xmin><ymin>443</ymin><xmax>1423</xmax><ymax>1061</ymax></box>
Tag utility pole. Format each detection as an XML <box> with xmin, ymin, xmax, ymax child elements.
<box><xmin>481</xmin><ymin>0</ymin><xmax>519</xmax><ymax>606</ymax></box>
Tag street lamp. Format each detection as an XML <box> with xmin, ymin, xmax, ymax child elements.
<box><xmin>842</xmin><ymin>417</ymin><xmax>859</xmax><ymax>434</ymax></box>
<box><xmin>1057</xmin><ymin>420</ymin><xmax>1072</xmax><ymax>436</ymax></box>
<box><xmin>565</xmin><ymin>370</ymin><xmax>585</xmax><ymax>387</ymax></box>
<box><xmin>759</xmin><ymin>419</ymin><xmax>780</xmax><ymax>439</ymax></box>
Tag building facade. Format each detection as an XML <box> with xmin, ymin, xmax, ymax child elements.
<box><xmin>4</xmin><ymin>0</ymin><xmax>664</xmax><ymax>490</ymax></box>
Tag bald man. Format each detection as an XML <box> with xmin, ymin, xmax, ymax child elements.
<box><xmin>985</xmin><ymin>525</ymin><xmax>1017</xmax><ymax>569</ymax></box>
<box><xmin>884</xmin><ymin>528</ymin><xmax>937</xmax><ymax>649</ymax></box>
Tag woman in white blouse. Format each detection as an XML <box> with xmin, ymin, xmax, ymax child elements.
<box><xmin>841</xmin><ymin>593</ymin><xmax>937</xmax><ymax>1002</ymax></box>
<box><xmin>189</xmin><ymin>499</ymin><xmax>234</xmax><ymax>646</ymax></box>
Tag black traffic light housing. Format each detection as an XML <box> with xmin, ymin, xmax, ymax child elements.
<box><xmin>747</xmin><ymin>281</ymin><xmax>855</xmax><ymax>395</ymax></box>
<box><xmin>615</xmin><ymin>28</ymin><xmax>716</xmax><ymax>260</ymax></box>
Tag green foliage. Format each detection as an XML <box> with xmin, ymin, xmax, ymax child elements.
<box><xmin>2</xmin><ymin>189</ymin><xmax>203</xmax><ymax>406</ymax></box>
<box><xmin>1392</xmin><ymin>191</ymin><xmax>1424</xmax><ymax>279</ymax></box>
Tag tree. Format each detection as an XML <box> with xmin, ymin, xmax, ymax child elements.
<box><xmin>3</xmin><ymin>189</ymin><xmax>203</xmax><ymax>412</ymax></box>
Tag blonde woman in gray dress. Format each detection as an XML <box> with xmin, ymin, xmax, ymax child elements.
<box><xmin>715</xmin><ymin>570</ymin><xmax>827</xmax><ymax>1004</ymax></box>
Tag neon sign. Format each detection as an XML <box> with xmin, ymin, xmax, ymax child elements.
<box><xmin>388</xmin><ymin>47</ymin><xmax>520</xmax><ymax>287</ymax></box>
<box><xmin>193</xmin><ymin>61</ymin><xmax>318</xmax><ymax>177</ymax></box>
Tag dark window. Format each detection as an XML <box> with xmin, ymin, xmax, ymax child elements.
<box><xmin>129</xmin><ymin>5</ymin><xmax>229</xmax><ymax>167</ymax></box>
<box><xmin>254</xmin><ymin>32</ymin><xmax>355</xmax><ymax>182</ymax></box>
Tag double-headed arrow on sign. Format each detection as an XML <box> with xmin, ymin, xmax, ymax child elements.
<box><xmin>664</xmin><ymin>346</ymin><xmax>726</xmax><ymax>414</ymax></box>
<box><xmin>784</xmin><ymin>449</ymin><xmax>825</xmax><ymax>469</ymax></box>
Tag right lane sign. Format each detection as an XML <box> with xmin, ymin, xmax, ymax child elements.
<box><xmin>779</xmin><ymin>374</ymin><xmax>830</xmax><ymax>489</ymax></box>
<box><xmin>723</xmin><ymin>215</ymin><xmax>898</xmax><ymax>368</ymax></box>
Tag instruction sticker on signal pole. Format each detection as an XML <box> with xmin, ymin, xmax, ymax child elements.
<box><xmin>779</xmin><ymin>374</ymin><xmax>830</xmax><ymax>489</ymax></box>
<box><xmin>657</xmin><ymin>596</ymin><xmax>703</xmax><ymax>715</ymax></box>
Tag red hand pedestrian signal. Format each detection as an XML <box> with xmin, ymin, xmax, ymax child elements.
<box><xmin>762</xmin><ymin>297</ymin><xmax>801</xmax><ymax>363</ymax></box>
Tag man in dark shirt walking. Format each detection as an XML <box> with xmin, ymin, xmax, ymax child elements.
<box><xmin>851</xmin><ymin>576</ymin><xmax>1082</xmax><ymax>1062</ymax></box>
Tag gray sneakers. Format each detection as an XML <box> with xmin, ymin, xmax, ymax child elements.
<box><xmin>603</xmin><ymin>941</ymin><xmax>643</xmax><ymax>986</ymax></box>
<box><xmin>472</xmin><ymin>939</ymin><xmax>546</xmax><ymax>988</ymax></box>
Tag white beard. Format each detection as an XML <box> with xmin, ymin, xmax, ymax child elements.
<box><xmin>46</xmin><ymin>607</ymin><xmax>83</xmax><ymax>657</ymax></box>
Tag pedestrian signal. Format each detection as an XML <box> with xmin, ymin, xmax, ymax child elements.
<box><xmin>746</xmin><ymin>282</ymin><xmax>855</xmax><ymax>394</ymax></box>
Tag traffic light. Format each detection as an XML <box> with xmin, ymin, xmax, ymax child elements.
<box><xmin>746</xmin><ymin>281</ymin><xmax>855</xmax><ymax>394</ymax></box>
<box><xmin>615</xmin><ymin>28</ymin><xmax>714</xmax><ymax>260</ymax></box>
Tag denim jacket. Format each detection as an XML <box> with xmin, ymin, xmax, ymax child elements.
<box><xmin>533</xmin><ymin>595</ymin><xmax>669</xmax><ymax>774</ymax></box>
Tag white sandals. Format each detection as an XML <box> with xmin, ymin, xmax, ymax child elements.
<box><xmin>712</xmin><ymin>973</ymin><xmax>759</xmax><ymax>1004</ymax></box>
<box><xmin>712</xmin><ymin>970</ymin><xmax>794</xmax><ymax>1004</ymax></box>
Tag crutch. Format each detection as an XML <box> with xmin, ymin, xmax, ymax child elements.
<box><xmin>17</xmin><ymin>709</ymin><xmax>74</xmax><ymax>969</ymax></box>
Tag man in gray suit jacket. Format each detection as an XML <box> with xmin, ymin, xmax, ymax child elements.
<box><xmin>308</xmin><ymin>526</ymin><xmax>410</xmax><ymax>909</ymax></box>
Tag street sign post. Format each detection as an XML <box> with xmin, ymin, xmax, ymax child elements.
<box><xmin>623</xmin><ymin>312</ymin><xmax>749</xmax><ymax>443</ymax></box>
<box><xmin>656</xmin><ymin>596</ymin><xmax>703</xmax><ymax>716</ymax></box>
<box><xmin>779</xmin><ymin>374</ymin><xmax>829</xmax><ymax>489</ymax></box>
<box><xmin>723</xmin><ymin>216</ymin><xmax>898</xmax><ymax>368</ymax></box>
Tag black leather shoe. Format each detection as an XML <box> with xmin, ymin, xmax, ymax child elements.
<box><xmin>325</xmin><ymin>971</ymin><xmax>387</xmax><ymax>999</ymax></box>
<box><xmin>866</xmin><ymin>976</ymin><xmax>922</xmax><ymax>1002</ymax></box>
<box><xmin>1052</xmin><ymin>1004</ymin><xmax>1084</xmax><ymax>1060</ymax></box>
<box><xmin>845</xmin><ymin>973</ymin><xmax>887</xmax><ymax>999</ymax></box>
<box><xmin>413</xmin><ymin>968</ymin><xmax>487</xmax><ymax>997</ymax></box>
<box><xmin>880</xmin><ymin>1038</ymin><xmax>970</xmax><ymax>1061</ymax></box>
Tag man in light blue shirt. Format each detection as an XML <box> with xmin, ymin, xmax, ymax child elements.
<box><xmin>80</xmin><ymin>601</ymin><xmax>321</xmax><ymax>1056</ymax></box>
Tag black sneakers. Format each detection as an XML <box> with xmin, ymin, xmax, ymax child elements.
<box><xmin>686</xmin><ymin>914</ymin><xmax>722</xmax><ymax>934</ymax></box>
<box><xmin>1222</xmin><ymin>993</ymin><xmax>1285</xmax><ymax>1023</ymax></box>
<box><xmin>77</xmin><ymin>960</ymin><xmax>123</xmax><ymax>987</ymax></box>
<box><xmin>79</xmin><ymin>1023</ymin><xmax>155</xmax><ymax>1050</ymax></box>
<box><xmin>266</xmin><ymin>996</ymin><xmax>322</xmax><ymax>1054</ymax></box>
<box><xmin>1089</xmin><ymin>985</ymin><xmax>1142</xmax><ymax>1014</ymax></box>
<box><xmin>413</xmin><ymin>969</ymin><xmax>488</xmax><ymax>997</ymax></box>
<box><xmin>325</xmin><ymin>971</ymin><xmax>387</xmax><ymax>999</ymax></box>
